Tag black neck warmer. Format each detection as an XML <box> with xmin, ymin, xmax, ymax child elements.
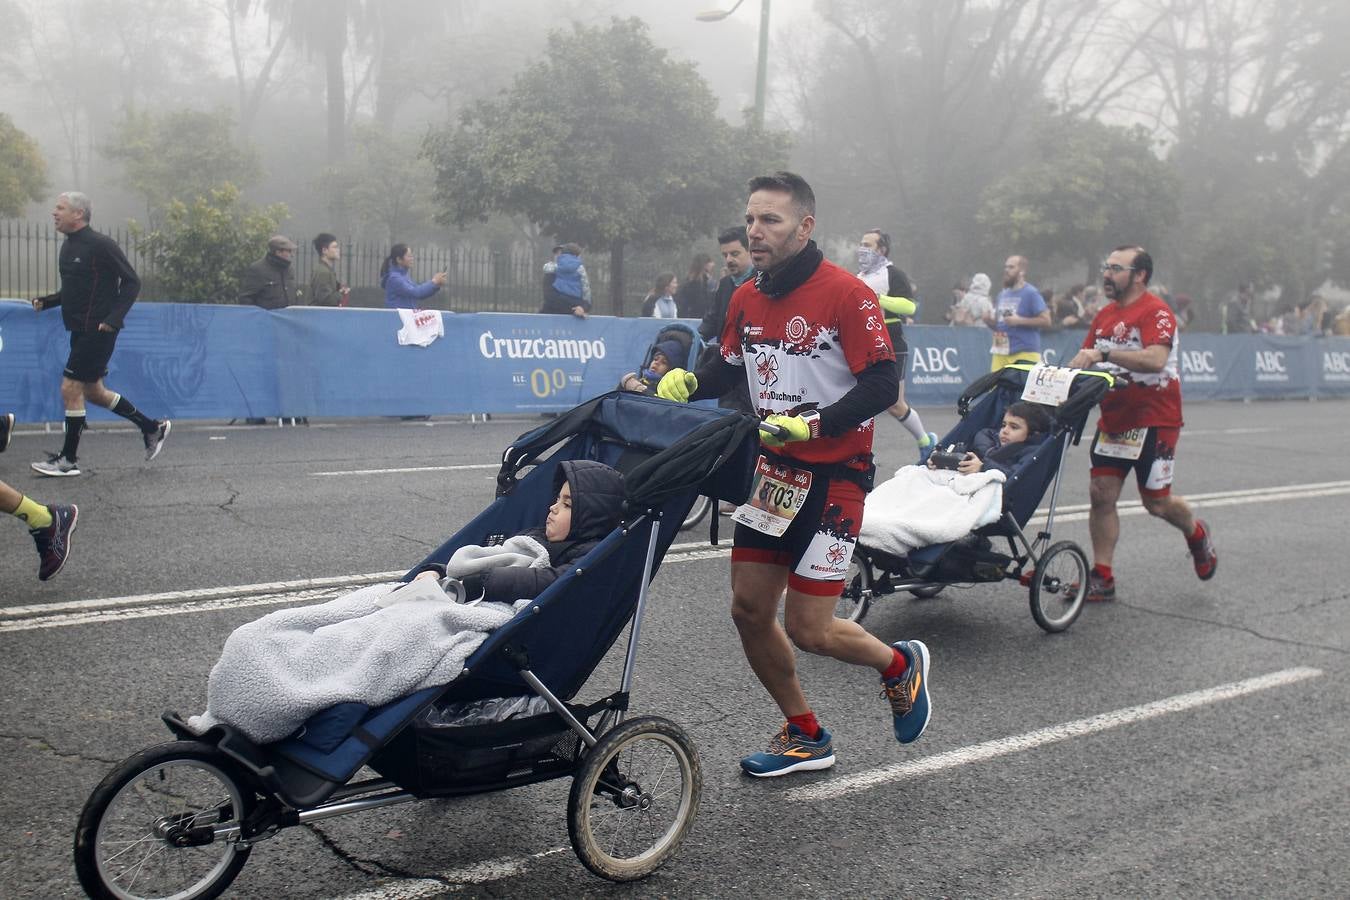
<box><xmin>754</xmin><ymin>240</ymin><xmax>823</xmax><ymax>298</ymax></box>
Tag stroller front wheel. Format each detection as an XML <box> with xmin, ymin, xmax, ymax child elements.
<box><xmin>567</xmin><ymin>716</ymin><xmax>701</xmax><ymax>881</ymax></box>
<box><xmin>74</xmin><ymin>740</ymin><xmax>254</xmax><ymax>900</ymax></box>
<box><xmin>835</xmin><ymin>558</ymin><xmax>874</xmax><ymax>623</ymax></box>
<box><xmin>680</xmin><ymin>495</ymin><xmax>713</xmax><ymax>531</ymax></box>
<box><xmin>1029</xmin><ymin>540</ymin><xmax>1089</xmax><ymax>633</ymax></box>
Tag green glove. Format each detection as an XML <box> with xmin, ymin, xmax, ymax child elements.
<box><xmin>759</xmin><ymin>413</ymin><xmax>811</xmax><ymax>447</ymax></box>
<box><xmin>878</xmin><ymin>294</ymin><xmax>917</xmax><ymax>317</ymax></box>
<box><xmin>656</xmin><ymin>368</ymin><xmax>698</xmax><ymax>403</ymax></box>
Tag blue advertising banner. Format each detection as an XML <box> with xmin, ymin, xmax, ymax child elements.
<box><xmin>2</xmin><ymin>300</ymin><xmax>1345</xmax><ymax>423</ymax></box>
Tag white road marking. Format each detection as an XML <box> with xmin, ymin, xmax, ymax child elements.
<box><xmin>0</xmin><ymin>543</ymin><xmax>727</xmax><ymax>632</ymax></box>
<box><xmin>785</xmin><ymin>666</ymin><xmax>1324</xmax><ymax>803</ymax></box>
<box><xmin>338</xmin><ymin>847</ymin><xmax>569</xmax><ymax>899</ymax></box>
<box><xmin>311</xmin><ymin>463</ymin><xmax>500</xmax><ymax>476</ymax></box>
<box><xmin>4</xmin><ymin>478</ymin><xmax>1345</xmax><ymax>631</ymax></box>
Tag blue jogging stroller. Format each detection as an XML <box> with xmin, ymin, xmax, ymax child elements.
<box><xmin>837</xmin><ymin>363</ymin><xmax>1112</xmax><ymax>633</ymax></box>
<box><xmin>73</xmin><ymin>392</ymin><xmax>761</xmax><ymax>898</ymax></box>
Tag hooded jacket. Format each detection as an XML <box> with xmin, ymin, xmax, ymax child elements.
<box><xmin>415</xmin><ymin>459</ymin><xmax>626</xmax><ymax>603</ymax></box>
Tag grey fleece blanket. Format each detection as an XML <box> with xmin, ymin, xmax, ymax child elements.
<box><xmin>188</xmin><ymin>537</ymin><xmax>550</xmax><ymax>744</ymax></box>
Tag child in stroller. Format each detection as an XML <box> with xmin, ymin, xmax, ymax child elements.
<box><xmin>411</xmin><ymin>459</ymin><xmax>624</xmax><ymax>604</ymax></box>
<box><xmin>620</xmin><ymin>338</ymin><xmax>684</xmax><ymax>395</ymax></box>
<box><xmin>929</xmin><ymin>400</ymin><xmax>1053</xmax><ymax>477</ymax></box>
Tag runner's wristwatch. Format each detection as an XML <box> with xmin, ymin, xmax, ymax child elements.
<box><xmin>1101</xmin><ymin>348</ymin><xmax>1111</xmax><ymax>363</ymax></box>
<box><xmin>800</xmin><ymin>409</ymin><xmax>822</xmax><ymax>439</ymax></box>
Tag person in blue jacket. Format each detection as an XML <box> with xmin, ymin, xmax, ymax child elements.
<box><xmin>380</xmin><ymin>243</ymin><xmax>447</xmax><ymax>309</ymax></box>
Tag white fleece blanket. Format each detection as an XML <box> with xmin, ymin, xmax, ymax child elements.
<box><xmin>858</xmin><ymin>465</ymin><xmax>1006</xmax><ymax>558</ymax></box>
<box><xmin>187</xmin><ymin>537</ymin><xmax>551</xmax><ymax>744</ymax></box>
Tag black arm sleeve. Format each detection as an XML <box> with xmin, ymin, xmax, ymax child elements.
<box><xmin>689</xmin><ymin>356</ymin><xmax>744</xmax><ymax>403</ymax></box>
<box><xmin>817</xmin><ymin>359</ymin><xmax>899</xmax><ymax>437</ymax></box>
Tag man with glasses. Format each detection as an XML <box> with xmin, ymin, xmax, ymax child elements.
<box><xmin>1067</xmin><ymin>245</ymin><xmax>1216</xmax><ymax>603</ymax></box>
<box><xmin>988</xmin><ymin>254</ymin><xmax>1050</xmax><ymax>371</ymax></box>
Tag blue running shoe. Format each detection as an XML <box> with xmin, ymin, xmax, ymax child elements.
<box><xmin>740</xmin><ymin>723</ymin><xmax>835</xmax><ymax>778</ymax></box>
<box><xmin>917</xmin><ymin>432</ymin><xmax>939</xmax><ymax>465</ymax></box>
<box><xmin>883</xmin><ymin>640</ymin><xmax>931</xmax><ymax>744</ymax></box>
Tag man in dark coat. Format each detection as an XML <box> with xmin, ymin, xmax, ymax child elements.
<box><xmin>239</xmin><ymin>235</ymin><xmax>302</xmax><ymax>310</ymax></box>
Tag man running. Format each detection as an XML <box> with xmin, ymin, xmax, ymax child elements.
<box><xmin>1067</xmin><ymin>245</ymin><xmax>1217</xmax><ymax>602</ymax></box>
<box><xmin>658</xmin><ymin>171</ymin><xmax>932</xmax><ymax>776</ymax></box>
<box><xmin>30</xmin><ymin>192</ymin><xmax>170</xmax><ymax>477</ymax></box>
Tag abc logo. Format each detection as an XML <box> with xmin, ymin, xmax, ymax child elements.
<box><xmin>911</xmin><ymin>346</ymin><xmax>961</xmax><ymax>374</ymax></box>
<box><xmin>1181</xmin><ymin>350</ymin><xmax>1216</xmax><ymax>374</ymax></box>
<box><xmin>1325</xmin><ymin>351</ymin><xmax>1350</xmax><ymax>374</ymax></box>
<box><xmin>1254</xmin><ymin>350</ymin><xmax>1287</xmax><ymax>374</ymax></box>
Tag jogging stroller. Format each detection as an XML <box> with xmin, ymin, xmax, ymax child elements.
<box><xmin>837</xmin><ymin>363</ymin><xmax>1112</xmax><ymax>633</ymax></box>
<box><xmin>73</xmin><ymin>392</ymin><xmax>761</xmax><ymax>898</ymax></box>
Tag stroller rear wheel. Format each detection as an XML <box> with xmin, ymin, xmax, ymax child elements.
<box><xmin>567</xmin><ymin>716</ymin><xmax>701</xmax><ymax>881</ymax></box>
<box><xmin>680</xmin><ymin>495</ymin><xmax>713</xmax><ymax>531</ymax></box>
<box><xmin>1029</xmin><ymin>540</ymin><xmax>1089</xmax><ymax>633</ymax></box>
<box><xmin>835</xmin><ymin>558</ymin><xmax>874</xmax><ymax>623</ymax></box>
<box><xmin>74</xmin><ymin>741</ymin><xmax>254</xmax><ymax>900</ymax></box>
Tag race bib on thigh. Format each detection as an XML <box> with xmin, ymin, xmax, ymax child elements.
<box><xmin>732</xmin><ymin>455</ymin><xmax>813</xmax><ymax>538</ymax></box>
<box><xmin>794</xmin><ymin>530</ymin><xmax>856</xmax><ymax>583</ymax></box>
<box><xmin>1095</xmin><ymin>427</ymin><xmax>1147</xmax><ymax>460</ymax></box>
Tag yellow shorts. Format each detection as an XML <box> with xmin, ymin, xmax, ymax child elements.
<box><xmin>990</xmin><ymin>351</ymin><xmax>1041</xmax><ymax>372</ymax></box>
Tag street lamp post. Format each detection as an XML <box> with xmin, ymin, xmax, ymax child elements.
<box><xmin>696</xmin><ymin>0</ymin><xmax>771</xmax><ymax>129</ymax></box>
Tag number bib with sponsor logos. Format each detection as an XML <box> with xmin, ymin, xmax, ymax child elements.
<box><xmin>990</xmin><ymin>330</ymin><xmax>1010</xmax><ymax>355</ymax></box>
<box><xmin>1095</xmin><ymin>427</ymin><xmax>1147</xmax><ymax>460</ymax></box>
<box><xmin>731</xmin><ymin>455</ymin><xmax>813</xmax><ymax>537</ymax></box>
<box><xmin>1021</xmin><ymin>363</ymin><xmax>1076</xmax><ymax>406</ymax></box>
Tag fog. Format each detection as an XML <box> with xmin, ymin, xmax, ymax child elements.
<box><xmin>4</xmin><ymin>0</ymin><xmax>1349</xmax><ymax>326</ymax></box>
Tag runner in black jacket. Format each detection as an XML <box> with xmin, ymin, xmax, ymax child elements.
<box><xmin>30</xmin><ymin>192</ymin><xmax>170</xmax><ymax>477</ymax></box>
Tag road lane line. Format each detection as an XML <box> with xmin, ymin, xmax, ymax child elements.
<box><xmin>311</xmin><ymin>463</ymin><xmax>500</xmax><ymax>476</ymax></box>
<box><xmin>785</xmin><ymin>666</ymin><xmax>1324</xmax><ymax>803</ymax></box>
<box><xmin>5</xmin><ymin>477</ymin><xmax>1346</xmax><ymax>631</ymax></box>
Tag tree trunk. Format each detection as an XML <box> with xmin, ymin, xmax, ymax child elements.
<box><xmin>325</xmin><ymin>1</ymin><xmax>348</xmax><ymax>163</ymax></box>
<box><xmin>609</xmin><ymin>239</ymin><xmax>626</xmax><ymax>317</ymax></box>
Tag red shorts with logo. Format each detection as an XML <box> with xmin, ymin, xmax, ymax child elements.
<box><xmin>731</xmin><ymin>476</ymin><xmax>865</xmax><ymax>597</ymax></box>
<box><xmin>1089</xmin><ymin>425</ymin><xmax>1180</xmax><ymax>498</ymax></box>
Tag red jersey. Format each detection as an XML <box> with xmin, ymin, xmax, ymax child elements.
<box><xmin>1083</xmin><ymin>290</ymin><xmax>1183</xmax><ymax>431</ymax></box>
<box><xmin>721</xmin><ymin>257</ymin><xmax>894</xmax><ymax>467</ymax></box>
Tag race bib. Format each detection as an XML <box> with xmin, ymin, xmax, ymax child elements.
<box><xmin>1021</xmin><ymin>364</ymin><xmax>1077</xmax><ymax>406</ymax></box>
<box><xmin>990</xmin><ymin>330</ymin><xmax>1010</xmax><ymax>355</ymax></box>
<box><xmin>731</xmin><ymin>455</ymin><xmax>813</xmax><ymax>537</ymax></box>
<box><xmin>1096</xmin><ymin>428</ymin><xmax>1147</xmax><ymax>460</ymax></box>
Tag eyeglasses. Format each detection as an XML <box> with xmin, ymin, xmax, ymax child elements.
<box><xmin>1100</xmin><ymin>263</ymin><xmax>1136</xmax><ymax>274</ymax></box>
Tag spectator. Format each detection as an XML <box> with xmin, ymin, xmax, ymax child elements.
<box><xmin>1083</xmin><ymin>285</ymin><xmax>1106</xmax><ymax>319</ymax></box>
<box><xmin>953</xmin><ymin>273</ymin><xmax>993</xmax><ymax>326</ymax></box>
<box><xmin>1056</xmin><ymin>283</ymin><xmax>1087</xmax><ymax>327</ymax></box>
<box><xmin>239</xmin><ymin>235</ymin><xmax>302</xmax><ymax>309</ymax></box>
<box><xmin>640</xmin><ymin>273</ymin><xmax>679</xmax><ymax>318</ymax></box>
<box><xmin>379</xmin><ymin>243</ymin><xmax>447</xmax><ymax>309</ymax></box>
<box><xmin>1223</xmin><ymin>284</ymin><xmax>1258</xmax><ymax>334</ymax></box>
<box><xmin>1298</xmin><ymin>295</ymin><xmax>1328</xmax><ymax>336</ymax></box>
<box><xmin>1173</xmin><ymin>293</ymin><xmax>1195</xmax><ymax>331</ymax></box>
<box><xmin>540</xmin><ymin>242</ymin><xmax>591</xmax><ymax>317</ymax></box>
<box><xmin>308</xmin><ymin>233</ymin><xmax>349</xmax><ymax>308</ymax></box>
<box><xmin>699</xmin><ymin>226</ymin><xmax>755</xmax><ymax>421</ymax></box>
<box><xmin>988</xmin><ymin>254</ymin><xmax>1051</xmax><ymax>371</ymax></box>
<box><xmin>944</xmin><ymin>278</ymin><xmax>970</xmax><ymax>324</ymax></box>
<box><xmin>675</xmin><ymin>253</ymin><xmax>715</xmax><ymax>321</ymax></box>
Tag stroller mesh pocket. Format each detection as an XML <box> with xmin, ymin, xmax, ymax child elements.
<box><xmin>371</xmin><ymin>704</ymin><xmax>589</xmax><ymax>797</ymax></box>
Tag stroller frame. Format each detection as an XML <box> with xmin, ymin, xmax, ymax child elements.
<box><xmin>73</xmin><ymin>393</ymin><xmax>761</xmax><ymax>898</ymax></box>
<box><xmin>838</xmin><ymin>364</ymin><xmax>1112</xmax><ymax>633</ymax></box>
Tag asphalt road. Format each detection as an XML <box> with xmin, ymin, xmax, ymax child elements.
<box><xmin>1</xmin><ymin>399</ymin><xmax>1347</xmax><ymax>898</ymax></box>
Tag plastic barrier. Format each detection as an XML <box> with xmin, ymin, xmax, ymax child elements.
<box><xmin>2</xmin><ymin>300</ymin><xmax>1346</xmax><ymax>423</ymax></box>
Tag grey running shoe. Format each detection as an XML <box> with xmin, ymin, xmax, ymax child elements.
<box><xmin>31</xmin><ymin>455</ymin><xmax>81</xmax><ymax>477</ymax></box>
<box><xmin>31</xmin><ymin>503</ymin><xmax>78</xmax><ymax>581</ymax></box>
<box><xmin>0</xmin><ymin>412</ymin><xmax>13</xmax><ymax>453</ymax></box>
<box><xmin>144</xmin><ymin>419</ymin><xmax>172</xmax><ymax>461</ymax></box>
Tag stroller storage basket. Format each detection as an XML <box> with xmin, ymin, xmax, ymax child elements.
<box><xmin>371</xmin><ymin>702</ymin><xmax>594</xmax><ymax>798</ymax></box>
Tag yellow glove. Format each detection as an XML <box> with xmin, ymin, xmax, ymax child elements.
<box><xmin>656</xmin><ymin>368</ymin><xmax>698</xmax><ymax>403</ymax></box>
<box><xmin>759</xmin><ymin>413</ymin><xmax>814</xmax><ymax>447</ymax></box>
<box><xmin>878</xmin><ymin>294</ymin><xmax>917</xmax><ymax>317</ymax></box>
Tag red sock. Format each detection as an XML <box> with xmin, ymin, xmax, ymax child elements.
<box><xmin>1187</xmin><ymin>521</ymin><xmax>1206</xmax><ymax>545</ymax></box>
<box><xmin>882</xmin><ymin>647</ymin><xmax>908</xmax><ymax>681</ymax></box>
<box><xmin>1093</xmin><ymin>564</ymin><xmax>1114</xmax><ymax>582</ymax></box>
<box><xmin>786</xmin><ymin>711</ymin><xmax>821</xmax><ymax>740</ymax></box>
